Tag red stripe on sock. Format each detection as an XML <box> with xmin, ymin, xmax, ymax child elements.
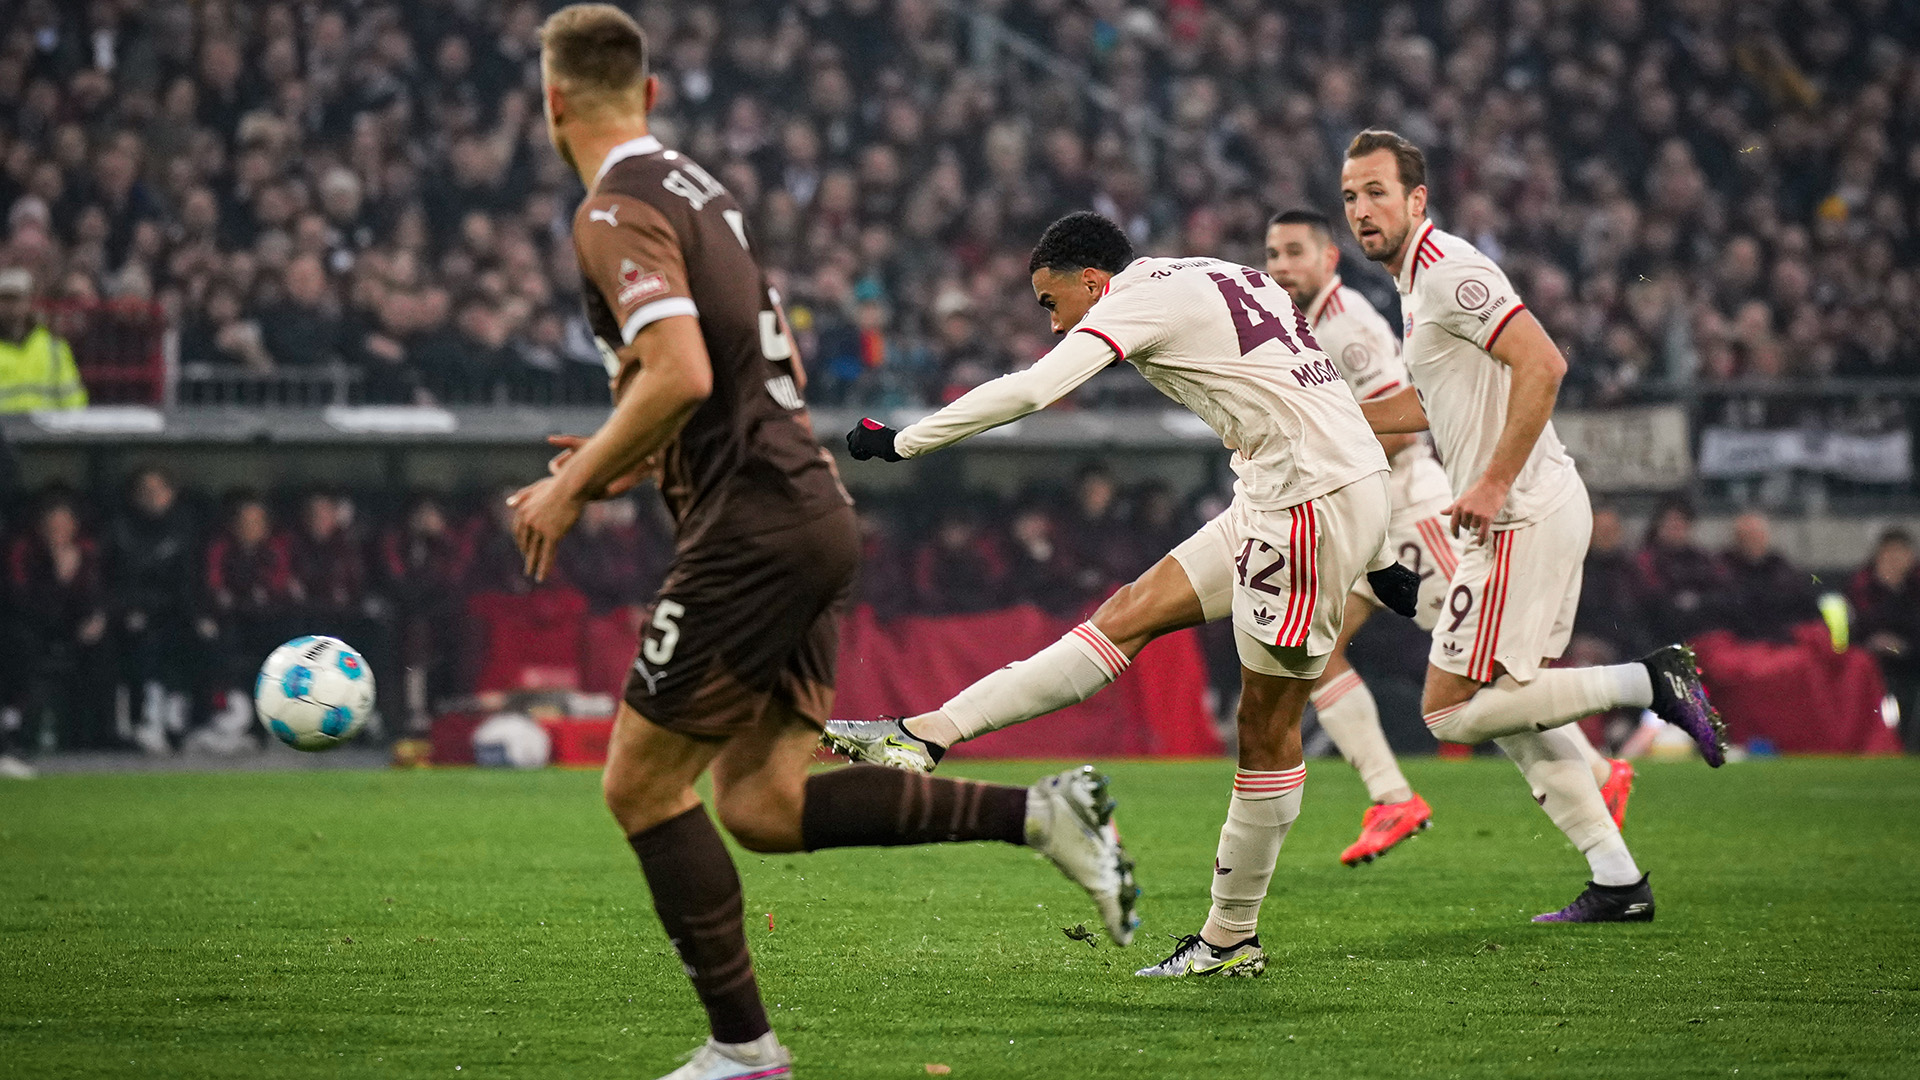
<box><xmin>1422</xmin><ymin>703</ymin><xmax>1465</xmax><ymax>729</ymax></box>
<box><xmin>1071</xmin><ymin>624</ymin><xmax>1129</xmax><ymax>676</ymax></box>
<box><xmin>1312</xmin><ymin>669</ymin><xmax>1363</xmax><ymax>708</ymax></box>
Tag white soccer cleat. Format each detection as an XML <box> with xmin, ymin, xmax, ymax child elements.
<box><xmin>819</xmin><ymin>717</ymin><xmax>940</xmax><ymax>773</ymax></box>
<box><xmin>1026</xmin><ymin>765</ymin><xmax>1140</xmax><ymax>946</ymax></box>
<box><xmin>1134</xmin><ymin>932</ymin><xmax>1266</xmax><ymax>978</ymax></box>
<box><xmin>654</xmin><ymin>1033</ymin><xmax>792</xmax><ymax>1080</ymax></box>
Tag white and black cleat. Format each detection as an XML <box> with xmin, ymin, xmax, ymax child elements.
<box><xmin>820</xmin><ymin>717</ymin><xmax>942</xmax><ymax>773</ymax></box>
<box><xmin>1135</xmin><ymin>932</ymin><xmax>1266</xmax><ymax>977</ymax></box>
<box><xmin>1026</xmin><ymin>765</ymin><xmax>1140</xmax><ymax>946</ymax></box>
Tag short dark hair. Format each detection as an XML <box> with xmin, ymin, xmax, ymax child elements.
<box><xmin>1028</xmin><ymin>212</ymin><xmax>1134</xmax><ymax>276</ymax></box>
<box><xmin>541</xmin><ymin>4</ymin><xmax>649</xmax><ymax>104</ymax></box>
<box><xmin>1877</xmin><ymin>527</ymin><xmax>1914</xmax><ymax>550</ymax></box>
<box><xmin>1346</xmin><ymin>129</ymin><xmax>1427</xmax><ymax>194</ymax></box>
<box><xmin>1268</xmin><ymin>208</ymin><xmax>1334</xmax><ymax>240</ymax></box>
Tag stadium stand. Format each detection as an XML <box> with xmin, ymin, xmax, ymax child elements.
<box><xmin>0</xmin><ymin>0</ymin><xmax>1914</xmax><ymax>408</ymax></box>
<box><xmin>1</xmin><ymin>1</ymin><xmax>1916</xmax><ymax>762</ymax></box>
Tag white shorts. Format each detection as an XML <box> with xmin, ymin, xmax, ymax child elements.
<box><xmin>1172</xmin><ymin>473</ymin><xmax>1392</xmax><ymax>680</ymax></box>
<box><xmin>1351</xmin><ymin>494</ymin><xmax>1460</xmax><ymax>633</ymax></box>
<box><xmin>1428</xmin><ymin>486</ymin><xmax>1591</xmax><ymax>684</ymax></box>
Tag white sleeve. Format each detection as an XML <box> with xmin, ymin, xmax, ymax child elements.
<box><xmin>893</xmin><ymin>331</ymin><xmax>1116</xmax><ymax>458</ymax></box>
<box><xmin>1424</xmin><ymin>258</ymin><xmax>1528</xmax><ymax>351</ymax></box>
<box><xmin>1322</xmin><ymin>313</ymin><xmax>1409</xmax><ymax>403</ymax></box>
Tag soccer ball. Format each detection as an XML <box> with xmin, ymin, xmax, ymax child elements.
<box><xmin>255</xmin><ymin>636</ymin><xmax>376</xmax><ymax>751</ymax></box>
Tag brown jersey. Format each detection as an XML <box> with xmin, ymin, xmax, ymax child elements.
<box><xmin>573</xmin><ymin>135</ymin><xmax>848</xmax><ymax>548</ymax></box>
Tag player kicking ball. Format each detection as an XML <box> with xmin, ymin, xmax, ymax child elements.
<box><xmin>842</xmin><ymin>211</ymin><xmax>1424</xmax><ymax>977</ymax></box>
<box><xmin>510</xmin><ymin>10</ymin><xmax>1136</xmax><ymax>1078</ymax></box>
<box><xmin>1342</xmin><ymin>130</ymin><xmax>1726</xmax><ymax>923</ymax></box>
<box><xmin>1263</xmin><ymin>210</ymin><xmax>1637</xmax><ymax>849</ymax></box>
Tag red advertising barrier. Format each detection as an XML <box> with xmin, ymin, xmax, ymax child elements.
<box><xmin>447</xmin><ymin>594</ymin><xmax>1222</xmax><ymax>763</ymax></box>
<box><xmin>833</xmin><ymin>604</ymin><xmax>1223</xmax><ymax>759</ymax></box>
<box><xmin>1692</xmin><ymin>623</ymin><xmax>1900</xmax><ymax>754</ymax></box>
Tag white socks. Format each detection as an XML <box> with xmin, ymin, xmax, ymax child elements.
<box><xmin>1497</xmin><ymin>728</ymin><xmax>1641</xmax><ymax>886</ymax></box>
<box><xmin>1423</xmin><ymin>664</ymin><xmax>1652</xmax><ymax>744</ymax></box>
<box><xmin>1565</xmin><ymin>720</ymin><xmax>1614</xmax><ymax>787</ymax></box>
<box><xmin>908</xmin><ymin>622</ymin><xmax>1129</xmax><ymax>747</ymax></box>
<box><xmin>1309</xmin><ymin>670</ymin><xmax>1414</xmax><ymax>804</ymax></box>
<box><xmin>1201</xmin><ymin>766</ymin><xmax>1305</xmax><ymax>944</ymax></box>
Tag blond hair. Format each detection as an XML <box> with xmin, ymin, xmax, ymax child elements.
<box><xmin>540</xmin><ymin>4</ymin><xmax>649</xmax><ymax>111</ymax></box>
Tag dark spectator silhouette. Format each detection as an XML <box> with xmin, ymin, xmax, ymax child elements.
<box><xmin>197</xmin><ymin>494</ymin><xmax>297</xmax><ymax>753</ymax></box>
<box><xmin>1572</xmin><ymin>506</ymin><xmax>1653</xmax><ymax>664</ymax></box>
<box><xmin>5</xmin><ymin>493</ymin><xmax>111</xmax><ymax>755</ymax></box>
<box><xmin>1721</xmin><ymin>511</ymin><xmax>1819</xmax><ymax>644</ymax></box>
<box><xmin>1004</xmin><ymin>500</ymin><xmax>1084</xmax><ymax>616</ymax></box>
<box><xmin>1850</xmin><ymin>529</ymin><xmax>1920</xmax><ymax>753</ymax></box>
<box><xmin>911</xmin><ymin>501</ymin><xmax>1007</xmax><ymax>615</ymax></box>
<box><xmin>378</xmin><ymin>494</ymin><xmax>470</xmax><ymax>730</ymax></box>
<box><xmin>108</xmin><ymin>468</ymin><xmax>200</xmax><ymax>754</ymax></box>
<box><xmin>1636</xmin><ymin>497</ymin><xmax>1727</xmax><ymax>644</ymax></box>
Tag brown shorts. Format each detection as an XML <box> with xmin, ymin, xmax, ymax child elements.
<box><xmin>624</xmin><ymin>505</ymin><xmax>858</xmax><ymax>739</ymax></box>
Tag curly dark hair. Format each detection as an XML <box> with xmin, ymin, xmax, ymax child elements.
<box><xmin>1027</xmin><ymin>212</ymin><xmax>1134</xmax><ymax>276</ymax></box>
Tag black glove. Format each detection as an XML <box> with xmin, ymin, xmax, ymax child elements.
<box><xmin>846</xmin><ymin>418</ymin><xmax>902</xmax><ymax>461</ymax></box>
<box><xmin>1367</xmin><ymin>563</ymin><xmax>1422</xmax><ymax>619</ymax></box>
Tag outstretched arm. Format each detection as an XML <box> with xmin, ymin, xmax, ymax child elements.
<box><xmin>1444</xmin><ymin>310</ymin><xmax>1565</xmax><ymax>541</ymax></box>
<box><xmin>885</xmin><ymin>331</ymin><xmax>1117</xmax><ymax>459</ymax></box>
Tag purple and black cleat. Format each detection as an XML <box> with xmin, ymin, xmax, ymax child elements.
<box><xmin>1640</xmin><ymin>644</ymin><xmax>1728</xmax><ymax>767</ymax></box>
<box><xmin>1533</xmin><ymin>875</ymin><xmax>1655</xmax><ymax>923</ymax></box>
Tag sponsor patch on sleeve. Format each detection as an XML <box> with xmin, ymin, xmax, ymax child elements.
<box><xmin>616</xmin><ymin>259</ymin><xmax>670</xmax><ymax>309</ymax></box>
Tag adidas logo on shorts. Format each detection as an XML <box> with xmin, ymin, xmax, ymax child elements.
<box><xmin>1251</xmin><ymin>606</ymin><xmax>1276</xmax><ymax>626</ymax></box>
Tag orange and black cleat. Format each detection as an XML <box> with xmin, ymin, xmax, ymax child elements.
<box><xmin>1600</xmin><ymin>758</ymin><xmax>1635</xmax><ymax>830</ymax></box>
<box><xmin>1340</xmin><ymin>793</ymin><xmax>1433</xmax><ymax>866</ymax></box>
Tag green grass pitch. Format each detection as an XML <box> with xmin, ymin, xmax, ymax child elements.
<box><xmin>4</xmin><ymin>757</ymin><xmax>1918</xmax><ymax>1079</ymax></box>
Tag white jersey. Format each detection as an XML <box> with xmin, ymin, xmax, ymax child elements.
<box><xmin>1304</xmin><ymin>275</ymin><xmax>1452</xmax><ymax>518</ymax></box>
<box><xmin>896</xmin><ymin>257</ymin><xmax>1387</xmax><ymax>511</ymax></box>
<box><xmin>1395</xmin><ymin>221</ymin><xmax>1583</xmax><ymax>529</ymax></box>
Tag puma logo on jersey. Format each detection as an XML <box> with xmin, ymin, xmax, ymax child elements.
<box><xmin>589</xmin><ymin>205</ymin><xmax>619</xmax><ymax>226</ymax></box>
<box><xmin>631</xmin><ymin>655</ymin><xmax>665</xmax><ymax>695</ymax></box>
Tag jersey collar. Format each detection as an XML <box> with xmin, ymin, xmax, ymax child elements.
<box><xmin>592</xmin><ymin>134</ymin><xmax>664</xmax><ymax>189</ymax></box>
<box><xmin>1396</xmin><ymin>219</ymin><xmax>1436</xmax><ymax>295</ymax></box>
<box><xmin>1305</xmin><ymin>274</ymin><xmax>1341</xmax><ymax>326</ymax></box>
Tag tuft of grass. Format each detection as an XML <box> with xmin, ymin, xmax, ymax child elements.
<box><xmin>2</xmin><ymin>757</ymin><xmax>1917</xmax><ymax>1078</ymax></box>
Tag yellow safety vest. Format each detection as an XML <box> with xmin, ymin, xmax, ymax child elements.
<box><xmin>0</xmin><ymin>324</ymin><xmax>88</xmax><ymax>413</ymax></box>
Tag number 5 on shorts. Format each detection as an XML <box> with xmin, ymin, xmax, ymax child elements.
<box><xmin>644</xmin><ymin>600</ymin><xmax>685</xmax><ymax>665</ymax></box>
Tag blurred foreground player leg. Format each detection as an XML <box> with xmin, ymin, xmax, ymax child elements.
<box><xmin>1345</xmin><ymin>131</ymin><xmax>1724</xmax><ymax>921</ymax></box>
<box><xmin>515</xmin><ymin>11</ymin><xmax>1135</xmax><ymax>1076</ymax></box>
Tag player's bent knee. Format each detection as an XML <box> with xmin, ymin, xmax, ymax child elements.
<box><xmin>715</xmin><ymin>784</ymin><xmax>805</xmax><ymax>854</ymax></box>
<box><xmin>602</xmin><ymin>764</ymin><xmax>696</xmax><ymax>836</ymax></box>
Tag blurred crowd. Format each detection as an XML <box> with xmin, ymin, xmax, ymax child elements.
<box><xmin>0</xmin><ymin>0</ymin><xmax>1915</xmax><ymax>411</ymax></box>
